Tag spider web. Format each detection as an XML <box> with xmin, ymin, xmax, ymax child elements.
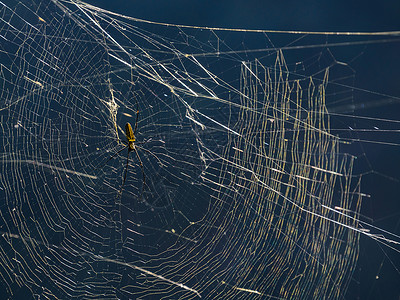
<box><xmin>0</xmin><ymin>0</ymin><xmax>399</xmax><ymax>299</ymax></box>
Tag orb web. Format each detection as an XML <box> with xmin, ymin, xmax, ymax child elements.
<box><xmin>0</xmin><ymin>0</ymin><xmax>399</xmax><ymax>299</ymax></box>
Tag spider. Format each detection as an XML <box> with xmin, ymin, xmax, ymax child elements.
<box><xmin>103</xmin><ymin>109</ymin><xmax>152</xmax><ymax>197</ymax></box>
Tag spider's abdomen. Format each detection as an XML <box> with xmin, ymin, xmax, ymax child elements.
<box><xmin>125</xmin><ymin>122</ymin><xmax>136</xmax><ymax>149</ymax></box>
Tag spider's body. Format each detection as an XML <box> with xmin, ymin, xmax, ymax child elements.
<box><xmin>125</xmin><ymin>122</ymin><xmax>136</xmax><ymax>150</ymax></box>
<box><xmin>118</xmin><ymin>118</ymin><xmax>143</xmax><ymax>196</ymax></box>
<box><xmin>102</xmin><ymin>109</ymin><xmax>144</xmax><ymax>197</ymax></box>
<box><xmin>104</xmin><ymin>108</ymin><xmax>161</xmax><ymax>198</ymax></box>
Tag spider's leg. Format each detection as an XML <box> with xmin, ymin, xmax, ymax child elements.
<box><xmin>133</xmin><ymin>104</ymin><xmax>139</xmax><ymax>135</ymax></box>
<box><xmin>133</xmin><ymin>147</ymin><xmax>146</xmax><ymax>200</ymax></box>
<box><xmin>119</xmin><ymin>149</ymin><xmax>131</xmax><ymax>195</ymax></box>
<box><xmin>136</xmin><ymin>145</ymin><xmax>164</xmax><ymax>167</ymax></box>
<box><xmin>135</xmin><ymin>137</ymin><xmax>152</xmax><ymax>145</ymax></box>
<box><xmin>100</xmin><ymin>145</ymin><xmax>127</xmax><ymax>169</ymax></box>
